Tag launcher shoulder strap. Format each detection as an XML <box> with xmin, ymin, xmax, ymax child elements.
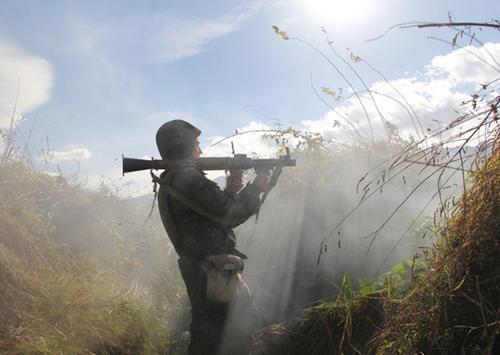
<box><xmin>151</xmin><ymin>171</ymin><xmax>242</xmax><ymax>227</ymax></box>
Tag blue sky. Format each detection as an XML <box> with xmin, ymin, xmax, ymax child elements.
<box><xmin>0</xmin><ymin>0</ymin><xmax>499</xmax><ymax>194</ymax></box>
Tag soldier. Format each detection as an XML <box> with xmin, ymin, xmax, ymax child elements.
<box><xmin>155</xmin><ymin>120</ymin><xmax>270</xmax><ymax>355</ymax></box>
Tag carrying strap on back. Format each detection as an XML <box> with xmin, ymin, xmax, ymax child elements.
<box><xmin>151</xmin><ymin>171</ymin><xmax>244</xmax><ymax>227</ymax></box>
<box><xmin>154</xmin><ymin>169</ymin><xmax>184</xmax><ymax>253</ymax></box>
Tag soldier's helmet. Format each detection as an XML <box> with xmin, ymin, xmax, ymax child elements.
<box><xmin>156</xmin><ymin>120</ymin><xmax>201</xmax><ymax>160</ymax></box>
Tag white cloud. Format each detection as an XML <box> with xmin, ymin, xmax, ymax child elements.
<box><xmin>429</xmin><ymin>42</ymin><xmax>500</xmax><ymax>85</ymax></box>
<box><xmin>0</xmin><ymin>38</ymin><xmax>54</xmax><ymax>128</ymax></box>
<box><xmin>154</xmin><ymin>16</ymin><xmax>239</xmax><ymax>62</ymax></box>
<box><xmin>152</xmin><ymin>2</ymin><xmax>261</xmax><ymax>62</ymax></box>
<box><xmin>50</xmin><ymin>147</ymin><xmax>92</xmax><ymax>162</ymax></box>
<box><xmin>62</xmin><ymin>2</ymin><xmax>264</xmax><ymax>65</ymax></box>
<box><xmin>302</xmin><ymin>42</ymin><xmax>500</xmax><ymax>143</ymax></box>
<box><xmin>204</xmin><ymin>121</ymin><xmax>281</xmax><ymax>158</ymax></box>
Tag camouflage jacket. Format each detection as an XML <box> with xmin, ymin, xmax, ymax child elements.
<box><xmin>157</xmin><ymin>160</ymin><xmax>261</xmax><ymax>260</ymax></box>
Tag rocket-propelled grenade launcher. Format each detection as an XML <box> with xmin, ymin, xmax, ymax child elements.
<box><xmin>122</xmin><ymin>151</ymin><xmax>296</xmax><ymax>175</ymax></box>
<box><xmin>123</xmin><ymin>149</ymin><xmax>295</xmax><ymax>215</ymax></box>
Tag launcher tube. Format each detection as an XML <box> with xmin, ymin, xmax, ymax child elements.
<box><xmin>122</xmin><ymin>155</ymin><xmax>296</xmax><ymax>175</ymax></box>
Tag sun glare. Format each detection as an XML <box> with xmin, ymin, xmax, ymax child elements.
<box><xmin>299</xmin><ymin>0</ymin><xmax>373</xmax><ymax>26</ymax></box>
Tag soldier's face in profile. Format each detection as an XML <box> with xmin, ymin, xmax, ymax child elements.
<box><xmin>193</xmin><ymin>139</ymin><xmax>203</xmax><ymax>159</ymax></box>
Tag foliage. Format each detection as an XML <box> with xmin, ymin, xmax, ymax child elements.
<box><xmin>251</xmin><ymin>141</ymin><xmax>499</xmax><ymax>354</ymax></box>
<box><xmin>250</xmin><ymin>273</ymin><xmax>385</xmax><ymax>355</ymax></box>
<box><xmin>374</xmin><ymin>143</ymin><xmax>500</xmax><ymax>354</ymax></box>
<box><xmin>0</xmin><ymin>161</ymin><xmax>184</xmax><ymax>354</ymax></box>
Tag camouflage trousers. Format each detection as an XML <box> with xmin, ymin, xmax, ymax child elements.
<box><xmin>178</xmin><ymin>257</ymin><xmax>259</xmax><ymax>355</ymax></box>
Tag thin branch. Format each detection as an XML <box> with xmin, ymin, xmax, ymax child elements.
<box><xmin>436</xmin><ymin>97</ymin><xmax>499</xmax><ymax>207</ymax></box>
<box><xmin>403</xmin><ymin>158</ymin><xmax>470</xmax><ymax>173</ymax></box>
<box><xmin>309</xmin><ymin>73</ymin><xmax>365</xmax><ymax>140</ymax></box>
<box><xmin>2</xmin><ymin>79</ymin><xmax>21</xmax><ymax>163</ymax></box>
<box><xmin>375</xmin><ymin>152</ymin><xmax>475</xmax><ymax>273</ymax></box>
<box><xmin>366</xmin><ymin>21</ymin><xmax>428</xmax><ymax>42</ymax></box>
<box><xmin>323</xmin><ymin>32</ymin><xmax>390</xmax><ymax>138</ymax></box>
<box><xmin>367</xmin><ymin>20</ymin><xmax>500</xmax><ymax>42</ymax></box>
<box><xmin>362</xmin><ymin>60</ymin><xmax>426</xmax><ymax>139</ymax></box>
<box><xmin>343</xmin><ymin>89</ymin><xmax>421</xmax><ymax>137</ymax></box>
<box><xmin>364</xmin><ymin>165</ymin><xmax>443</xmax><ymax>253</ymax></box>
<box><xmin>293</xmin><ymin>37</ymin><xmax>376</xmax><ymax>142</ymax></box>
<box><xmin>365</xmin><ymin>117</ymin><xmax>488</xmax><ymax>254</ymax></box>
<box><xmin>446</xmin><ymin>26</ymin><xmax>500</xmax><ymax>69</ymax></box>
<box><xmin>210</xmin><ymin>129</ymin><xmax>286</xmax><ymax>146</ymax></box>
<box><xmin>318</xmin><ymin>98</ymin><xmax>498</xmax><ymax>262</ymax></box>
<box><xmin>415</xmin><ymin>22</ymin><xmax>500</xmax><ymax>30</ymax></box>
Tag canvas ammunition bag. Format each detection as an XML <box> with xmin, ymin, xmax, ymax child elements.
<box><xmin>203</xmin><ymin>254</ymin><xmax>244</xmax><ymax>303</ymax></box>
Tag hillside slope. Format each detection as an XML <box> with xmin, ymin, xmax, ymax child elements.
<box><xmin>252</xmin><ymin>143</ymin><xmax>499</xmax><ymax>354</ymax></box>
<box><xmin>0</xmin><ymin>162</ymin><xmax>184</xmax><ymax>354</ymax></box>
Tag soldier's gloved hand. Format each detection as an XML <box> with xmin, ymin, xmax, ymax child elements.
<box><xmin>225</xmin><ymin>169</ymin><xmax>244</xmax><ymax>193</ymax></box>
<box><xmin>252</xmin><ymin>169</ymin><xmax>271</xmax><ymax>193</ymax></box>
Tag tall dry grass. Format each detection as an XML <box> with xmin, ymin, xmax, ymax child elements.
<box><xmin>0</xmin><ymin>158</ymin><xmax>185</xmax><ymax>353</ymax></box>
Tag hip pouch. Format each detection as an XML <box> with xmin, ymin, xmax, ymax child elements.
<box><xmin>203</xmin><ymin>254</ymin><xmax>244</xmax><ymax>303</ymax></box>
